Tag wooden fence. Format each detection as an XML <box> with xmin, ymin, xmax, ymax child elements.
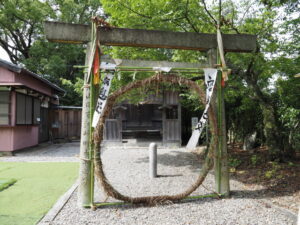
<box><xmin>51</xmin><ymin>107</ymin><xmax>82</xmax><ymax>140</ymax></box>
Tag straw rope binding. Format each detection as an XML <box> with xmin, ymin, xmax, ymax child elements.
<box><xmin>93</xmin><ymin>73</ymin><xmax>218</xmax><ymax>206</ymax></box>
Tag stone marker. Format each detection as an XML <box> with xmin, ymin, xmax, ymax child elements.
<box><xmin>149</xmin><ymin>143</ymin><xmax>157</xmax><ymax>178</ymax></box>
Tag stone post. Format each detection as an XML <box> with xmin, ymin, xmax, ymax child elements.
<box><xmin>149</xmin><ymin>143</ymin><xmax>157</xmax><ymax>178</ymax></box>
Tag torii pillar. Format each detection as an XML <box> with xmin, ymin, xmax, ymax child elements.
<box><xmin>44</xmin><ymin>21</ymin><xmax>256</xmax><ymax>206</ymax></box>
<box><xmin>208</xmin><ymin>48</ymin><xmax>230</xmax><ymax>196</ymax></box>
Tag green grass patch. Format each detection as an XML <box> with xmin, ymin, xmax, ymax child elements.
<box><xmin>0</xmin><ymin>178</ymin><xmax>17</xmax><ymax>191</ymax></box>
<box><xmin>0</xmin><ymin>162</ymin><xmax>78</xmax><ymax>225</ymax></box>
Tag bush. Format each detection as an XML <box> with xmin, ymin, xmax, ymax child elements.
<box><xmin>228</xmin><ymin>157</ymin><xmax>242</xmax><ymax>168</ymax></box>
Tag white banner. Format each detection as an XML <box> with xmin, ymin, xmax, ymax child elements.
<box><xmin>186</xmin><ymin>68</ymin><xmax>218</xmax><ymax>150</ymax></box>
<box><xmin>101</xmin><ymin>62</ymin><xmax>117</xmax><ymax>70</ymax></box>
<box><xmin>152</xmin><ymin>67</ymin><xmax>172</xmax><ymax>72</ymax></box>
<box><xmin>92</xmin><ymin>72</ymin><xmax>115</xmax><ymax>127</ymax></box>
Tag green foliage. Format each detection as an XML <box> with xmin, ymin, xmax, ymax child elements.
<box><xmin>60</xmin><ymin>77</ymin><xmax>83</xmax><ymax>105</ymax></box>
<box><xmin>265</xmin><ymin>161</ymin><xmax>281</xmax><ymax>179</ymax></box>
<box><xmin>278</xmin><ymin>106</ymin><xmax>300</xmax><ymax>150</ymax></box>
<box><xmin>265</xmin><ymin>170</ymin><xmax>274</xmax><ymax>179</ymax></box>
<box><xmin>179</xmin><ymin>82</ymin><xmax>205</xmax><ymax>112</ymax></box>
<box><xmin>225</xmin><ymin>75</ymin><xmax>263</xmax><ymax>143</ymax></box>
<box><xmin>0</xmin><ymin>0</ymin><xmax>55</xmax><ymax>62</ymax></box>
<box><xmin>228</xmin><ymin>157</ymin><xmax>242</xmax><ymax>169</ymax></box>
<box><xmin>0</xmin><ymin>0</ymin><xmax>299</xmax><ymax>159</ymax></box>
<box><xmin>276</xmin><ymin>57</ymin><xmax>300</xmax><ymax>109</ymax></box>
<box><xmin>223</xmin><ymin>1</ymin><xmax>299</xmax><ymax>158</ymax></box>
<box><xmin>0</xmin><ymin>0</ymin><xmax>102</xmax><ymax>105</ymax></box>
<box><xmin>251</xmin><ymin>155</ymin><xmax>259</xmax><ymax>166</ymax></box>
<box><xmin>69</xmin><ymin>0</ymin><xmax>300</xmax><ymax>156</ymax></box>
<box><xmin>101</xmin><ymin>0</ymin><xmax>214</xmax><ymax>32</ymax></box>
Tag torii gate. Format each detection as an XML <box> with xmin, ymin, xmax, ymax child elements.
<box><xmin>44</xmin><ymin>21</ymin><xmax>256</xmax><ymax>208</ymax></box>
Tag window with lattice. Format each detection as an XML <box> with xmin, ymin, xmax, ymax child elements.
<box><xmin>0</xmin><ymin>91</ymin><xmax>10</xmax><ymax>125</ymax></box>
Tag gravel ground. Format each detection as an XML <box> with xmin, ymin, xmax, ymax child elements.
<box><xmin>2</xmin><ymin>143</ymin><xmax>296</xmax><ymax>224</ymax></box>
<box><xmin>49</xmin><ymin>146</ymin><xmax>296</xmax><ymax>225</ymax></box>
<box><xmin>0</xmin><ymin>142</ymin><xmax>80</xmax><ymax>162</ymax></box>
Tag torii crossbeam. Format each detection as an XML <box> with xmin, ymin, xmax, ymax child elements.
<box><xmin>44</xmin><ymin>21</ymin><xmax>256</xmax><ymax>52</ymax></box>
<box><xmin>44</xmin><ymin>21</ymin><xmax>256</xmax><ymax>208</ymax></box>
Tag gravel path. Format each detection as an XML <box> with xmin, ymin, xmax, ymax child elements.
<box><xmin>1</xmin><ymin>143</ymin><xmax>296</xmax><ymax>224</ymax></box>
<box><xmin>50</xmin><ymin>146</ymin><xmax>296</xmax><ymax>225</ymax></box>
<box><xmin>0</xmin><ymin>142</ymin><xmax>80</xmax><ymax>162</ymax></box>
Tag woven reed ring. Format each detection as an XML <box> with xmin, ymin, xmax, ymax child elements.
<box><xmin>93</xmin><ymin>73</ymin><xmax>218</xmax><ymax>206</ymax></box>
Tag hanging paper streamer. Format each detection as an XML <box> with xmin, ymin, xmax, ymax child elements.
<box><xmin>186</xmin><ymin>68</ymin><xmax>218</xmax><ymax>150</ymax></box>
<box><xmin>92</xmin><ymin>71</ymin><xmax>115</xmax><ymax>127</ymax></box>
<box><xmin>100</xmin><ymin>62</ymin><xmax>117</xmax><ymax>70</ymax></box>
<box><xmin>153</xmin><ymin>67</ymin><xmax>172</xmax><ymax>72</ymax></box>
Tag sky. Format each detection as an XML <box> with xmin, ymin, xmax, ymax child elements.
<box><xmin>0</xmin><ymin>47</ymin><xmax>11</xmax><ymax>62</ymax></box>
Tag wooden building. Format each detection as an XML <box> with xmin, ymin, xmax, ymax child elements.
<box><xmin>104</xmin><ymin>90</ymin><xmax>182</xmax><ymax>146</ymax></box>
<box><xmin>0</xmin><ymin>59</ymin><xmax>64</xmax><ymax>153</ymax></box>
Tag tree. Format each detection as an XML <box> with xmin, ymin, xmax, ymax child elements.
<box><xmin>100</xmin><ymin>0</ymin><xmax>299</xmax><ymax>159</ymax></box>
<box><xmin>226</xmin><ymin>0</ymin><xmax>300</xmax><ymax>158</ymax></box>
<box><xmin>0</xmin><ymin>0</ymin><xmax>54</xmax><ymax>63</ymax></box>
<box><xmin>0</xmin><ymin>0</ymin><xmax>102</xmax><ymax>105</ymax></box>
<box><xmin>1</xmin><ymin>0</ymin><xmax>298</xmax><ymax>158</ymax></box>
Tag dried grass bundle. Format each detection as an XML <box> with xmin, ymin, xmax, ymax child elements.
<box><xmin>93</xmin><ymin>73</ymin><xmax>218</xmax><ymax>206</ymax></box>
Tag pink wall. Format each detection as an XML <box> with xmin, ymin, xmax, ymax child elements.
<box><xmin>0</xmin><ymin>91</ymin><xmax>39</xmax><ymax>152</ymax></box>
<box><xmin>14</xmin><ymin>73</ymin><xmax>52</xmax><ymax>96</ymax></box>
<box><xmin>0</xmin><ymin>90</ymin><xmax>38</xmax><ymax>152</ymax></box>
<box><xmin>12</xmin><ymin>126</ymin><xmax>38</xmax><ymax>151</ymax></box>
<box><xmin>0</xmin><ymin>126</ymin><xmax>38</xmax><ymax>152</ymax></box>
<box><xmin>0</xmin><ymin>128</ymin><xmax>13</xmax><ymax>151</ymax></box>
<box><xmin>0</xmin><ymin>67</ymin><xmax>15</xmax><ymax>82</ymax></box>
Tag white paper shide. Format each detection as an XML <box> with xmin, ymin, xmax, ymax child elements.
<box><xmin>186</xmin><ymin>68</ymin><xmax>218</xmax><ymax>150</ymax></box>
<box><xmin>92</xmin><ymin>72</ymin><xmax>115</xmax><ymax>127</ymax></box>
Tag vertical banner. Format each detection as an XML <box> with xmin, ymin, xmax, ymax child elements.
<box><xmin>92</xmin><ymin>65</ymin><xmax>116</xmax><ymax>127</ymax></box>
<box><xmin>186</xmin><ymin>68</ymin><xmax>218</xmax><ymax>150</ymax></box>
